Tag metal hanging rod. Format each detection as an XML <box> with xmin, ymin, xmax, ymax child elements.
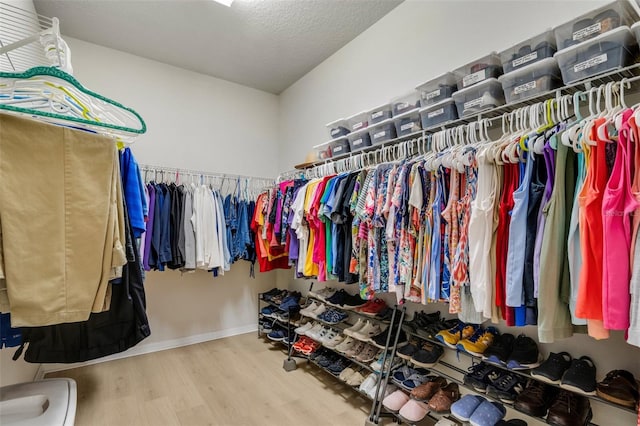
<box><xmin>138</xmin><ymin>164</ymin><xmax>275</xmax><ymax>184</ymax></box>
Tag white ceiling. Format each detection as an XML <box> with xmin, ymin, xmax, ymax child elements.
<box><xmin>33</xmin><ymin>0</ymin><xmax>402</xmax><ymax>94</ymax></box>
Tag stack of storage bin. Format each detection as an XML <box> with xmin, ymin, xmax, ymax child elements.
<box><xmin>367</xmin><ymin>103</ymin><xmax>396</xmax><ymax>145</ymax></box>
<box><xmin>452</xmin><ymin>52</ymin><xmax>506</xmax><ymax>117</ymax></box>
<box><xmin>498</xmin><ymin>30</ymin><xmax>563</xmax><ymax>104</ymax></box>
<box><xmin>416</xmin><ymin>72</ymin><xmax>459</xmax><ymax>129</ymax></box>
<box><xmin>554</xmin><ymin>0</ymin><xmax>639</xmax><ymax>84</ymax></box>
<box><xmin>391</xmin><ymin>92</ymin><xmax>422</xmax><ymax>139</ymax></box>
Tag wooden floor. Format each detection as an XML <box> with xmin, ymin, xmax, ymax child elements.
<box><xmin>46</xmin><ymin>332</ymin><xmax>381</xmax><ymax>426</ymax></box>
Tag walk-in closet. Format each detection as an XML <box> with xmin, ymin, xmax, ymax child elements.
<box><xmin>1</xmin><ymin>1</ymin><xmax>640</xmax><ymax>426</ymax></box>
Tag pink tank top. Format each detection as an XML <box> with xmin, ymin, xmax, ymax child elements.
<box><xmin>601</xmin><ymin>109</ymin><xmax>636</xmax><ymax>330</ymax></box>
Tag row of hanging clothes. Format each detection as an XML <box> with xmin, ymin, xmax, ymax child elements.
<box><xmin>268</xmin><ymin>78</ymin><xmax>640</xmax><ymax>347</ymax></box>
<box><xmin>138</xmin><ymin>166</ymin><xmax>273</xmax><ymax>277</ymax></box>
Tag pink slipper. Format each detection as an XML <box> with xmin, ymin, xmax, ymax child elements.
<box><xmin>383</xmin><ymin>390</ymin><xmax>410</xmax><ymax>412</ymax></box>
<box><xmin>399</xmin><ymin>399</ymin><xmax>430</xmax><ymax>422</ymax></box>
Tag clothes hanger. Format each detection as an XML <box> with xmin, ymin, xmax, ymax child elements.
<box><xmin>0</xmin><ymin>66</ymin><xmax>146</xmax><ymax>142</ymax></box>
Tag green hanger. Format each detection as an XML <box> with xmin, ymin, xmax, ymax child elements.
<box><xmin>0</xmin><ymin>66</ymin><xmax>146</xmax><ymax>138</ymax></box>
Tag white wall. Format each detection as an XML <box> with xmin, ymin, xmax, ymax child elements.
<box><xmin>2</xmin><ymin>37</ymin><xmax>281</xmax><ymax>385</ymax></box>
<box><xmin>278</xmin><ymin>0</ymin><xmax>610</xmax><ymax>170</ymax></box>
<box><xmin>278</xmin><ymin>2</ymin><xmax>639</xmax><ymax>424</ymax></box>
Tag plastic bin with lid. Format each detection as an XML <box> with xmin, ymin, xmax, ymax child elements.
<box><xmin>415</xmin><ymin>73</ymin><xmax>458</xmax><ymax>107</ymax></box>
<box><xmin>498</xmin><ymin>57</ymin><xmax>562</xmax><ymax>104</ymax></box>
<box><xmin>391</xmin><ymin>91</ymin><xmax>421</xmax><ymax>116</ymax></box>
<box><xmin>326</xmin><ymin>118</ymin><xmax>350</xmax><ymax>139</ymax></box>
<box><xmin>419</xmin><ymin>99</ymin><xmax>458</xmax><ymax>129</ymax></box>
<box><xmin>554</xmin><ymin>0</ymin><xmax>638</xmax><ymax>50</ymax></box>
<box><xmin>330</xmin><ymin>137</ymin><xmax>350</xmax><ymax>157</ymax></box>
<box><xmin>393</xmin><ymin>109</ymin><xmax>422</xmax><ymax>137</ymax></box>
<box><xmin>554</xmin><ymin>26</ymin><xmax>637</xmax><ymax>85</ymax></box>
<box><xmin>499</xmin><ymin>30</ymin><xmax>557</xmax><ymax>73</ymax></box>
<box><xmin>369</xmin><ymin>118</ymin><xmax>397</xmax><ymax>145</ymax></box>
<box><xmin>629</xmin><ymin>20</ymin><xmax>640</xmax><ymax>47</ymax></box>
<box><xmin>451</xmin><ymin>78</ymin><xmax>505</xmax><ymax>117</ymax></box>
<box><xmin>453</xmin><ymin>52</ymin><xmax>503</xmax><ymax>90</ymax></box>
<box><xmin>314</xmin><ymin>141</ymin><xmax>332</xmax><ymax>161</ymax></box>
<box><xmin>348</xmin><ymin>128</ymin><xmax>372</xmax><ymax>152</ymax></box>
<box><xmin>347</xmin><ymin>111</ymin><xmax>369</xmax><ymax>132</ymax></box>
<box><xmin>369</xmin><ymin>104</ymin><xmax>393</xmax><ymax>125</ymax></box>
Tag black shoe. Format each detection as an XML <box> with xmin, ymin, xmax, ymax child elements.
<box><xmin>514</xmin><ymin>379</ymin><xmax>558</xmax><ymax>417</ymax></box>
<box><xmin>370</xmin><ymin>327</ymin><xmax>407</xmax><ymax>349</ymax></box>
<box><xmin>403</xmin><ymin>311</ymin><xmax>441</xmax><ymax>333</ymax></box>
<box><xmin>341</xmin><ymin>292</ymin><xmax>367</xmax><ymax>309</ymax></box>
<box><xmin>560</xmin><ymin>356</ymin><xmax>597</xmax><ymax>395</ymax></box>
<box><xmin>482</xmin><ymin>333</ymin><xmax>515</xmax><ymax>366</ymax></box>
<box><xmin>463</xmin><ymin>362</ymin><xmax>501</xmax><ymax>393</ymax></box>
<box><xmin>487</xmin><ymin>371</ymin><xmax>526</xmax><ymax>404</ymax></box>
<box><xmin>325</xmin><ymin>289</ymin><xmax>347</xmax><ymax>306</ymax></box>
<box><xmin>410</xmin><ymin>344</ymin><xmax>444</xmax><ymax>368</ymax></box>
<box><xmin>375</xmin><ymin>306</ymin><xmax>393</xmax><ymax>322</ymax></box>
<box><xmin>417</xmin><ymin>318</ymin><xmax>457</xmax><ymax>340</ymax></box>
<box><xmin>397</xmin><ymin>341</ymin><xmax>420</xmax><ymax>360</ymax></box>
<box><xmin>531</xmin><ymin>352</ymin><xmax>572</xmax><ymax>384</ymax></box>
<box><xmin>506</xmin><ymin>335</ymin><xmax>540</xmax><ymax>370</ymax></box>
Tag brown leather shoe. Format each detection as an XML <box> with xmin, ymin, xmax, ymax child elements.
<box><xmin>596</xmin><ymin>370</ymin><xmax>639</xmax><ymax>408</ymax></box>
<box><xmin>427</xmin><ymin>382</ymin><xmax>460</xmax><ymax>413</ymax></box>
<box><xmin>546</xmin><ymin>391</ymin><xmax>591</xmax><ymax>426</ymax></box>
<box><xmin>410</xmin><ymin>376</ymin><xmax>446</xmax><ymax>401</ymax></box>
<box><xmin>514</xmin><ymin>380</ymin><xmax>557</xmax><ymax>417</ymax></box>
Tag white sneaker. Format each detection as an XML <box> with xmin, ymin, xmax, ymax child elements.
<box><xmin>302</xmin><ymin>322</ymin><xmax>323</xmax><ymax>338</ymax></box>
<box><xmin>353</xmin><ymin>322</ymin><xmax>382</xmax><ymax>341</ymax></box>
<box><xmin>343</xmin><ymin>318</ymin><xmax>365</xmax><ymax>337</ymax></box>
<box><xmin>335</xmin><ymin>336</ymin><xmax>357</xmax><ymax>353</ymax></box>
<box><xmin>319</xmin><ymin>329</ymin><xmax>339</xmax><ymax>344</ymax></box>
<box><xmin>359</xmin><ymin>373</ymin><xmax>378</xmax><ymax>394</ymax></box>
<box><xmin>310</xmin><ymin>326</ymin><xmax>330</xmax><ymax>341</ymax></box>
<box><xmin>309</xmin><ymin>304</ymin><xmax>327</xmax><ymax>319</ymax></box>
<box><xmin>324</xmin><ymin>333</ymin><xmax>346</xmax><ymax>349</ymax></box>
<box><xmin>300</xmin><ymin>301</ymin><xmax>319</xmax><ymax>317</ymax></box>
<box><xmin>294</xmin><ymin>322</ymin><xmax>313</xmax><ymax>335</ymax></box>
<box><xmin>368</xmin><ymin>383</ymin><xmax>396</xmax><ymax>400</ymax></box>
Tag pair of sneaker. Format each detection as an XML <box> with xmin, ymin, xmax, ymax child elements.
<box><xmin>456</xmin><ymin>326</ymin><xmax>499</xmax><ymax>356</ymax></box>
<box><xmin>358</xmin><ymin>373</ymin><xmax>397</xmax><ymax>400</ymax></box>
<box><xmin>370</xmin><ymin>352</ymin><xmax>401</xmax><ymax>373</ymax></box>
<box><xmin>300</xmin><ymin>301</ymin><xmax>326</xmax><ymax>319</ymax></box>
<box><xmin>463</xmin><ymin>362</ymin><xmax>525</xmax><ymax>404</ymax></box>
<box><xmin>317</xmin><ymin>308</ymin><xmax>349</xmax><ymax>324</ymax></box>
<box><xmin>343</xmin><ymin>341</ymin><xmax>380</xmax><ymax>363</ymax></box>
<box><xmin>292</xmin><ymin>336</ymin><xmax>320</xmax><ymax>355</ymax></box>
<box><xmin>308</xmin><ymin>287</ymin><xmax>336</xmax><ymax>302</ymax></box>
<box><xmin>345</xmin><ymin>318</ymin><xmax>384</xmax><ymax>341</ymax></box>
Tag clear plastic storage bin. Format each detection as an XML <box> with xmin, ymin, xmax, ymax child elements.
<box><xmin>554</xmin><ymin>0</ymin><xmax>638</xmax><ymax>50</ymax></box>
<box><xmin>369</xmin><ymin>118</ymin><xmax>397</xmax><ymax>145</ymax></box>
<box><xmin>498</xmin><ymin>58</ymin><xmax>562</xmax><ymax>104</ymax></box>
<box><xmin>369</xmin><ymin>104</ymin><xmax>393</xmax><ymax>125</ymax></box>
<box><xmin>554</xmin><ymin>26</ymin><xmax>637</xmax><ymax>85</ymax></box>
<box><xmin>630</xmin><ymin>21</ymin><xmax>640</xmax><ymax>47</ymax></box>
<box><xmin>326</xmin><ymin>118</ymin><xmax>350</xmax><ymax>139</ymax></box>
<box><xmin>452</xmin><ymin>78</ymin><xmax>505</xmax><ymax>117</ymax></box>
<box><xmin>454</xmin><ymin>52</ymin><xmax>503</xmax><ymax>90</ymax></box>
<box><xmin>393</xmin><ymin>109</ymin><xmax>422</xmax><ymax>137</ymax></box>
<box><xmin>500</xmin><ymin>30</ymin><xmax>557</xmax><ymax>73</ymax></box>
<box><xmin>391</xmin><ymin>92</ymin><xmax>421</xmax><ymax>116</ymax></box>
<box><xmin>415</xmin><ymin>73</ymin><xmax>458</xmax><ymax>107</ymax></box>
<box><xmin>419</xmin><ymin>99</ymin><xmax>458</xmax><ymax>129</ymax></box>
<box><xmin>314</xmin><ymin>142</ymin><xmax>332</xmax><ymax>161</ymax></box>
<box><xmin>330</xmin><ymin>137</ymin><xmax>350</xmax><ymax>157</ymax></box>
<box><xmin>347</xmin><ymin>111</ymin><xmax>369</xmax><ymax>132</ymax></box>
<box><xmin>348</xmin><ymin>128</ymin><xmax>372</xmax><ymax>152</ymax></box>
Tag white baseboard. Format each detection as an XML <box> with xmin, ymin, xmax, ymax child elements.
<box><xmin>37</xmin><ymin>324</ymin><xmax>258</xmax><ymax>377</ymax></box>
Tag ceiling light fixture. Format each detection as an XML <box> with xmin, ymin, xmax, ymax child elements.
<box><xmin>212</xmin><ymin>0</ymin><xmax>234</xmax><ymax>6</ymax></box>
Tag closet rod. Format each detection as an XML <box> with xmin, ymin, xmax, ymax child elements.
<box><xmin>139</xmin><ymin>164</ymin><xmax>275</xmax><ymax>184</ymax></box>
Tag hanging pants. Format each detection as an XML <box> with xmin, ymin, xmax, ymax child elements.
<box><xmin>0</xmin><ymin>113</ymin><xmax>126</xmax><ymax>327</ymax></box>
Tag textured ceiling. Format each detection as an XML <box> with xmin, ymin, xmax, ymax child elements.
<box><xmin>33</xmin><ymin>0</ymin><xmax>402</xmax><ymax>94</ymax></box>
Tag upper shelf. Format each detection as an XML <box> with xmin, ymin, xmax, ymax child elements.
<box><xmin>295</xmin><ymin>62</ymin><xmax>640</xmax><ymax>170</ymax></box>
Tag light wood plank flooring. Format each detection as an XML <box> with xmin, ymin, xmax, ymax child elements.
<box><xmin>46</xmin><ymin>332</ymin><xmax>380</xmax><ymax>426</ymax></box>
